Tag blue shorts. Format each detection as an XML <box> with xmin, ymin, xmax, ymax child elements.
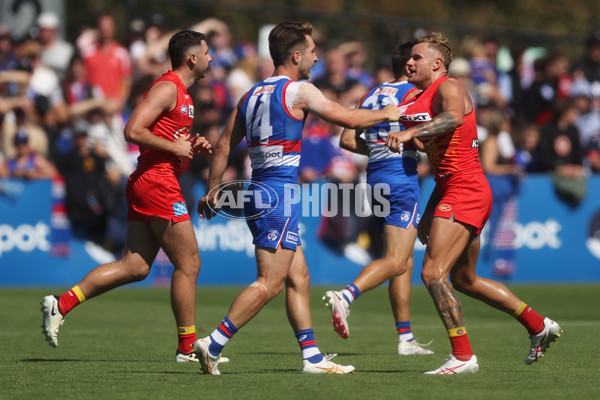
<box><xmin>370</xmin><ymin>180</ymin><xmax>420</xmax><ymax>232</ymax></box>
<box><xmin>244</xmin><ymin>181</ymin><xmax>300</xmax><ymax>250</ymax></box>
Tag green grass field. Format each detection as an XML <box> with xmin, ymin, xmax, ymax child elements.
<box><xmin>1</xmin><ymin>284</ymin><xmax>599</xmax><ymax>399</ymax></box>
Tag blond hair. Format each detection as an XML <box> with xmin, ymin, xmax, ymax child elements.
<box><xmin>414</xmin><ymin>33</ymin><xmax>453</xmax><ymax>70</ymax></box>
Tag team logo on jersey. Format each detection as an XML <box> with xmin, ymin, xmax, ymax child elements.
<box><xmin>180</xmin><ymin>105</ymin><xmax>188</xmax><ymax>115</ymax></box>
<box><xmin>373</xmin><ymin>87</ymin><xmax>398</xmax><ymax>96</ymax></box>
<box><xmin>286</xmin><ymin>232</ymin><xmax>299</xmax><ymax>244</ymax></box>
<box><xmin>401</xmin><ymin>211</ymin><xmax>410</xmax><ymax>222</ymax></box>
<box><xmin>472</xmin><ymin>138</ymin><xmax>479</xmax><ymax>148</ymax></box>
<box><xmin>400</xmin><ymin>113</ymin><xmax>431</xmax><ymax>122</ymax></box>
<box><xmin>268</xmin><ymin>229</ymin><xmax>279</xmax><ymax>241</ymax></box>
<box><xmin>253</xmin><ymin>85</ymin><xmax>276</xmax><ymax>95</ymax></box>
<box><xmin>438</xmin><ymin>204</ymin><xmax>452</xmax><ymax>212</ymax></box>
<box><xmin>173</xmin><ymin>202</ymin><xmax>188</xmax><ymax>216</ymax></box>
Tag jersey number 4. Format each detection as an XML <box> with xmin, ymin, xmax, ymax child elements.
<box><xmin>246</xmin><ymin>94</ymin><xmax>274</xmax><ymax>143</ymax></box>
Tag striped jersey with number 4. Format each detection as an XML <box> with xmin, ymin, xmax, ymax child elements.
<box><xmin>239</xmin><ymin>76</ymin><xmax>305</xmax><ymax>184</ymax></box>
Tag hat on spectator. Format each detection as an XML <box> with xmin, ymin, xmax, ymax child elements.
<box><xmin>36</xmin><ymin>11</ymin><xmax>59</xmax><ymax>29</ymax></box>
<box><xmin>13</xmin><ymin>130</ymin><xmax>29</xmax><ymax>145</ymax></box>
<box><xmin>570</xmin><ymin>79</ymin><xmax>593</xmax><ymax>98</ymax></box>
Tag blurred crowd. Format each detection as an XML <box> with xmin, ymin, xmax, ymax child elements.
<box><xmin>1</xmin><ymin>12</ymin><xmax>599</xmax><ymax>257</ymax></box>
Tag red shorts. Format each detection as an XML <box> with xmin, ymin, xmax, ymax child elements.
<box><xmin>433</xmin><ymin>171</ymin><xmax>492</xmax><ymax>234</ymax></box>
<box><xmin>126</xmin><ymin>169</ymin><xmax>190</xmax><ymax>223</ymax></box>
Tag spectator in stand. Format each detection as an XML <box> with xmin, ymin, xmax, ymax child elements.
<box><xmin>6</xmin><ymin>130</ymin><xmax>57</xmax><ymax>180</ymax></box>
<box><xmin>572</xmin><ymin>30</ymin><xmax>600</xmax><ymax>84</ymax></box>
<box><xmin>339</xmin><ymin>40</ymin><xmax>375</xmax><ymax>89</ymax></box>
<box><xmin>0</xmin><ymin>25</ymin><xmax>17</xmax><ymax>70</ymax></box>
<box><xmin>190</xmin><ymin>83</ymin><xmax>224</xmax><ymax>129</ymax></box>
<box><xmin>299</xmin><ymin>114</ymin><xmax>338</xmax><ymax>183</ymax></box>
<box><xmin>0</xmin><ymin>149</ymin><xmax>7</xmax><ymax>179</ymax></box>
<box><xmin>6</xmin><ymin>39</ymin><xmax>69</xmax><ymax>127</ymax></box>
<box><xmin>514</xmin><ymin>123</ymin><xmax>542</xmax><ymax>173</ymax></box>
<box><xmin>0</xmin><ymin>25</ymin><xmax>20</xmax><ymax>97</ymax></box>
<box><xmin>480</xmin><ymin>110</ymin><xmax>521</xmax><ymax>278</ymax></box>
<box><xmin>535</xmin><ymin>98</ymin><xmax>586</xmax><ymax>205</ymax></box>
<box><xmin>462</xmin><ymin>36</ymin><xmax>506</xmax><ymax>110</ymax></box>
<box><xmin>448</xmin><ymin>57</ymin><xmax>477</xmax><ymax>102</ymax></box>
<box><xmin>63</xmin><ymin>53</ymin><xmax>112</xmax><ymax>119</ymax></box>
<box><xmin>131</xmin><ymin>14</ymin><xmax>173</xmax><ymax>80</ymax></box>
<box><xmin>570</xmin><ymin>78</ymin><xmax>600</xmax><ymax>149</ymax></box>
<box><xmin>36</xmin><ymin>11</ymin><xmax>74</xmax><ymax>80</ymax></box>
<box><xmin>226</xmin><ymin>41</ymin><xmax>258</xmax><ymax>106</ymax></box>
<box><xmin>313</xmin><ymin>47</ymin><xmax>367</xmax><ymax>107</ymax></box>
<box><xmin>193</xmin><ymin>18</ymin><xmax>236</xmax><ymax>72</ymax></box>
<box><xmin>587</xmin><ymin>136</ymin><xmax>600</xmax><ymax>173</ymax></box>
<box><xmin>524</xmin><ymin>52</ymin><xmax>572</xmax><ymax>127</ymax></box>
<box><xmin>84</xmin><ymin>14</ymin><xmax>133</xmax><ymax>113</ymax></box>
<box><xmin>373</xmin><ymin>57</ymin><xmax>394</xmax><ymax>86</ymax></box>
<box><xmin>56</xmin><ymin>125</ymin><xmax>117</xmax><ymax>242</ymax></box>
<box><xmin>2</xmin><ymin>106</ymin><xmax>50</xmax><ymax>160</ymax></box>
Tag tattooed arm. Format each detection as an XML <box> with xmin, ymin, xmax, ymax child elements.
<box><xmin>385</xmin><ymin>79</ymin><xmax>471</xmax><ymax>151</ymax></box>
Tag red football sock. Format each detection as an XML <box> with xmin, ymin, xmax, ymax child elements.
<box><xmin>448</xmin><ymin>327</ymin><xmax>473</xmax><ymax>361</ymax></box>
<box><xmin>58</xmin><ymin>285</ymin><xmax>86</xmax><ymax>316</ymax></box>
<box><xmin>178</xmin><ymin>326</ymin><xmax>197</xmax><ymax>354</ymax></box>
<box><xmin>514</xmin><ymin>302</ymin><xmax>545</xmax><ymax>335</ymax></box>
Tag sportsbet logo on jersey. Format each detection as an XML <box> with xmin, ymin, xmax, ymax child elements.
<box><xmin>208</xmin><ymin>180</ymin><xmax>392</xmax><ymax>220</ymax></box>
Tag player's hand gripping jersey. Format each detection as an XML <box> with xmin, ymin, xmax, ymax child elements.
<box><xmin>399</xmin><ymin>76</ymin><xmax>481</xmax><ymax>180</ymax></box>
<box><xmin>398</xmin><ymin>76</ymin><xmax>491</xmax><ymax>234</ymax></box>
<box><xmin>360</xmin><ymin>81</ymin><xmax>420</xmax><ymax>230</ymax></box>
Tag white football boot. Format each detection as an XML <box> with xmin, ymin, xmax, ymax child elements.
<box><xmin>41</xmin><ymin>295</ymin><xmax>64</xmax><ymax>348</ymax></box>
<box><xmin>525</xmin><ymin>318</ymin><xmax>562</xmax><ymax>365</ymax></box>
<box><xmin>322</xmin><ymin>291</ymin><xmax>350</xmax><ymax>339</ymax></box>
<box><xmin>302</xmin><ymin>354</ymin><xmax>355</xmax><ymax>374</ymax></box>
<box><xmin>193</xmin><ymin>337</ymin><xmax>221</xmax><ymax>375</ymax></box>
<box><xmin>398</xmin><ymin>339</ymin><xmax>434</xmax><ymax>355</ymax></box>
<box><xmin>425</xmin><ymin>355</ymin><xmax>479</xmax><ymax>375</ymax></box>
<box><xmin>176</xmin><ymin>349</ymin><xmax>229</xmax><ymax>363</ymax></box>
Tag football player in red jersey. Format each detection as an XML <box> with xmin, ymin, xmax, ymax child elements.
<box><xmin>386</xmin><ymin>33</ymin><xmax>562</xmax><ymax>374</ymax></box>
<box><xmin>41</xmin><ymin>31</ymin><xmax>213</xmax><ymax>363</ymax></box>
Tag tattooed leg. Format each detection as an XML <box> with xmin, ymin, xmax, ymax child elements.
<box><xmin>427</xmin><ymin>279</ymin><xmax>463</xmax><ymax>329</ymax></box>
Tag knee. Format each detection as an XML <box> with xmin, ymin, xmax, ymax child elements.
<box><xmin>382</xmin><ymin>256</ymin><xmax>408</xmax><ymax>278</ymax></box>
<box><xmin>130</xmin><ymin>264</ymin><xmax>151</xmax><ymax>282</ymax></box>
<box><xmin>262</xmin><ymin>277</ymin><xmax>286</xmax><ymax>300</ymax></box>
<box><xmin>270</xmin><ymin>284</ymin><xmax>285</xmax><ymax>299</ymax></box>
<box><xmin>420</xmin><ymin>265</ymin><xmax>445</xmax><ymax>287</ymax></box>
<box><xmin>189</xmin><ymin>253</ymin><xmax>201</xmax><ymax>277</ymax></box>
<box><xmin>288</xmin><ymin>267</ymin><xmax>310</xmax><ymax>290</ymax></box>
<box><xmin>176</xmin><ymin>253</ymin><xmax>201</xmax><ymax>279</ymax></box>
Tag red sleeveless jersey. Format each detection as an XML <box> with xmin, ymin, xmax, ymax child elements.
<box><xmin>399</xmin><ymin>76</ymin><xmax>481</xmax><ymax>180</ymax></box>
<box><xmin>135</xmin><ymin>70</ymin><xmax>194</xmax><ymax>175</ymax></box>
